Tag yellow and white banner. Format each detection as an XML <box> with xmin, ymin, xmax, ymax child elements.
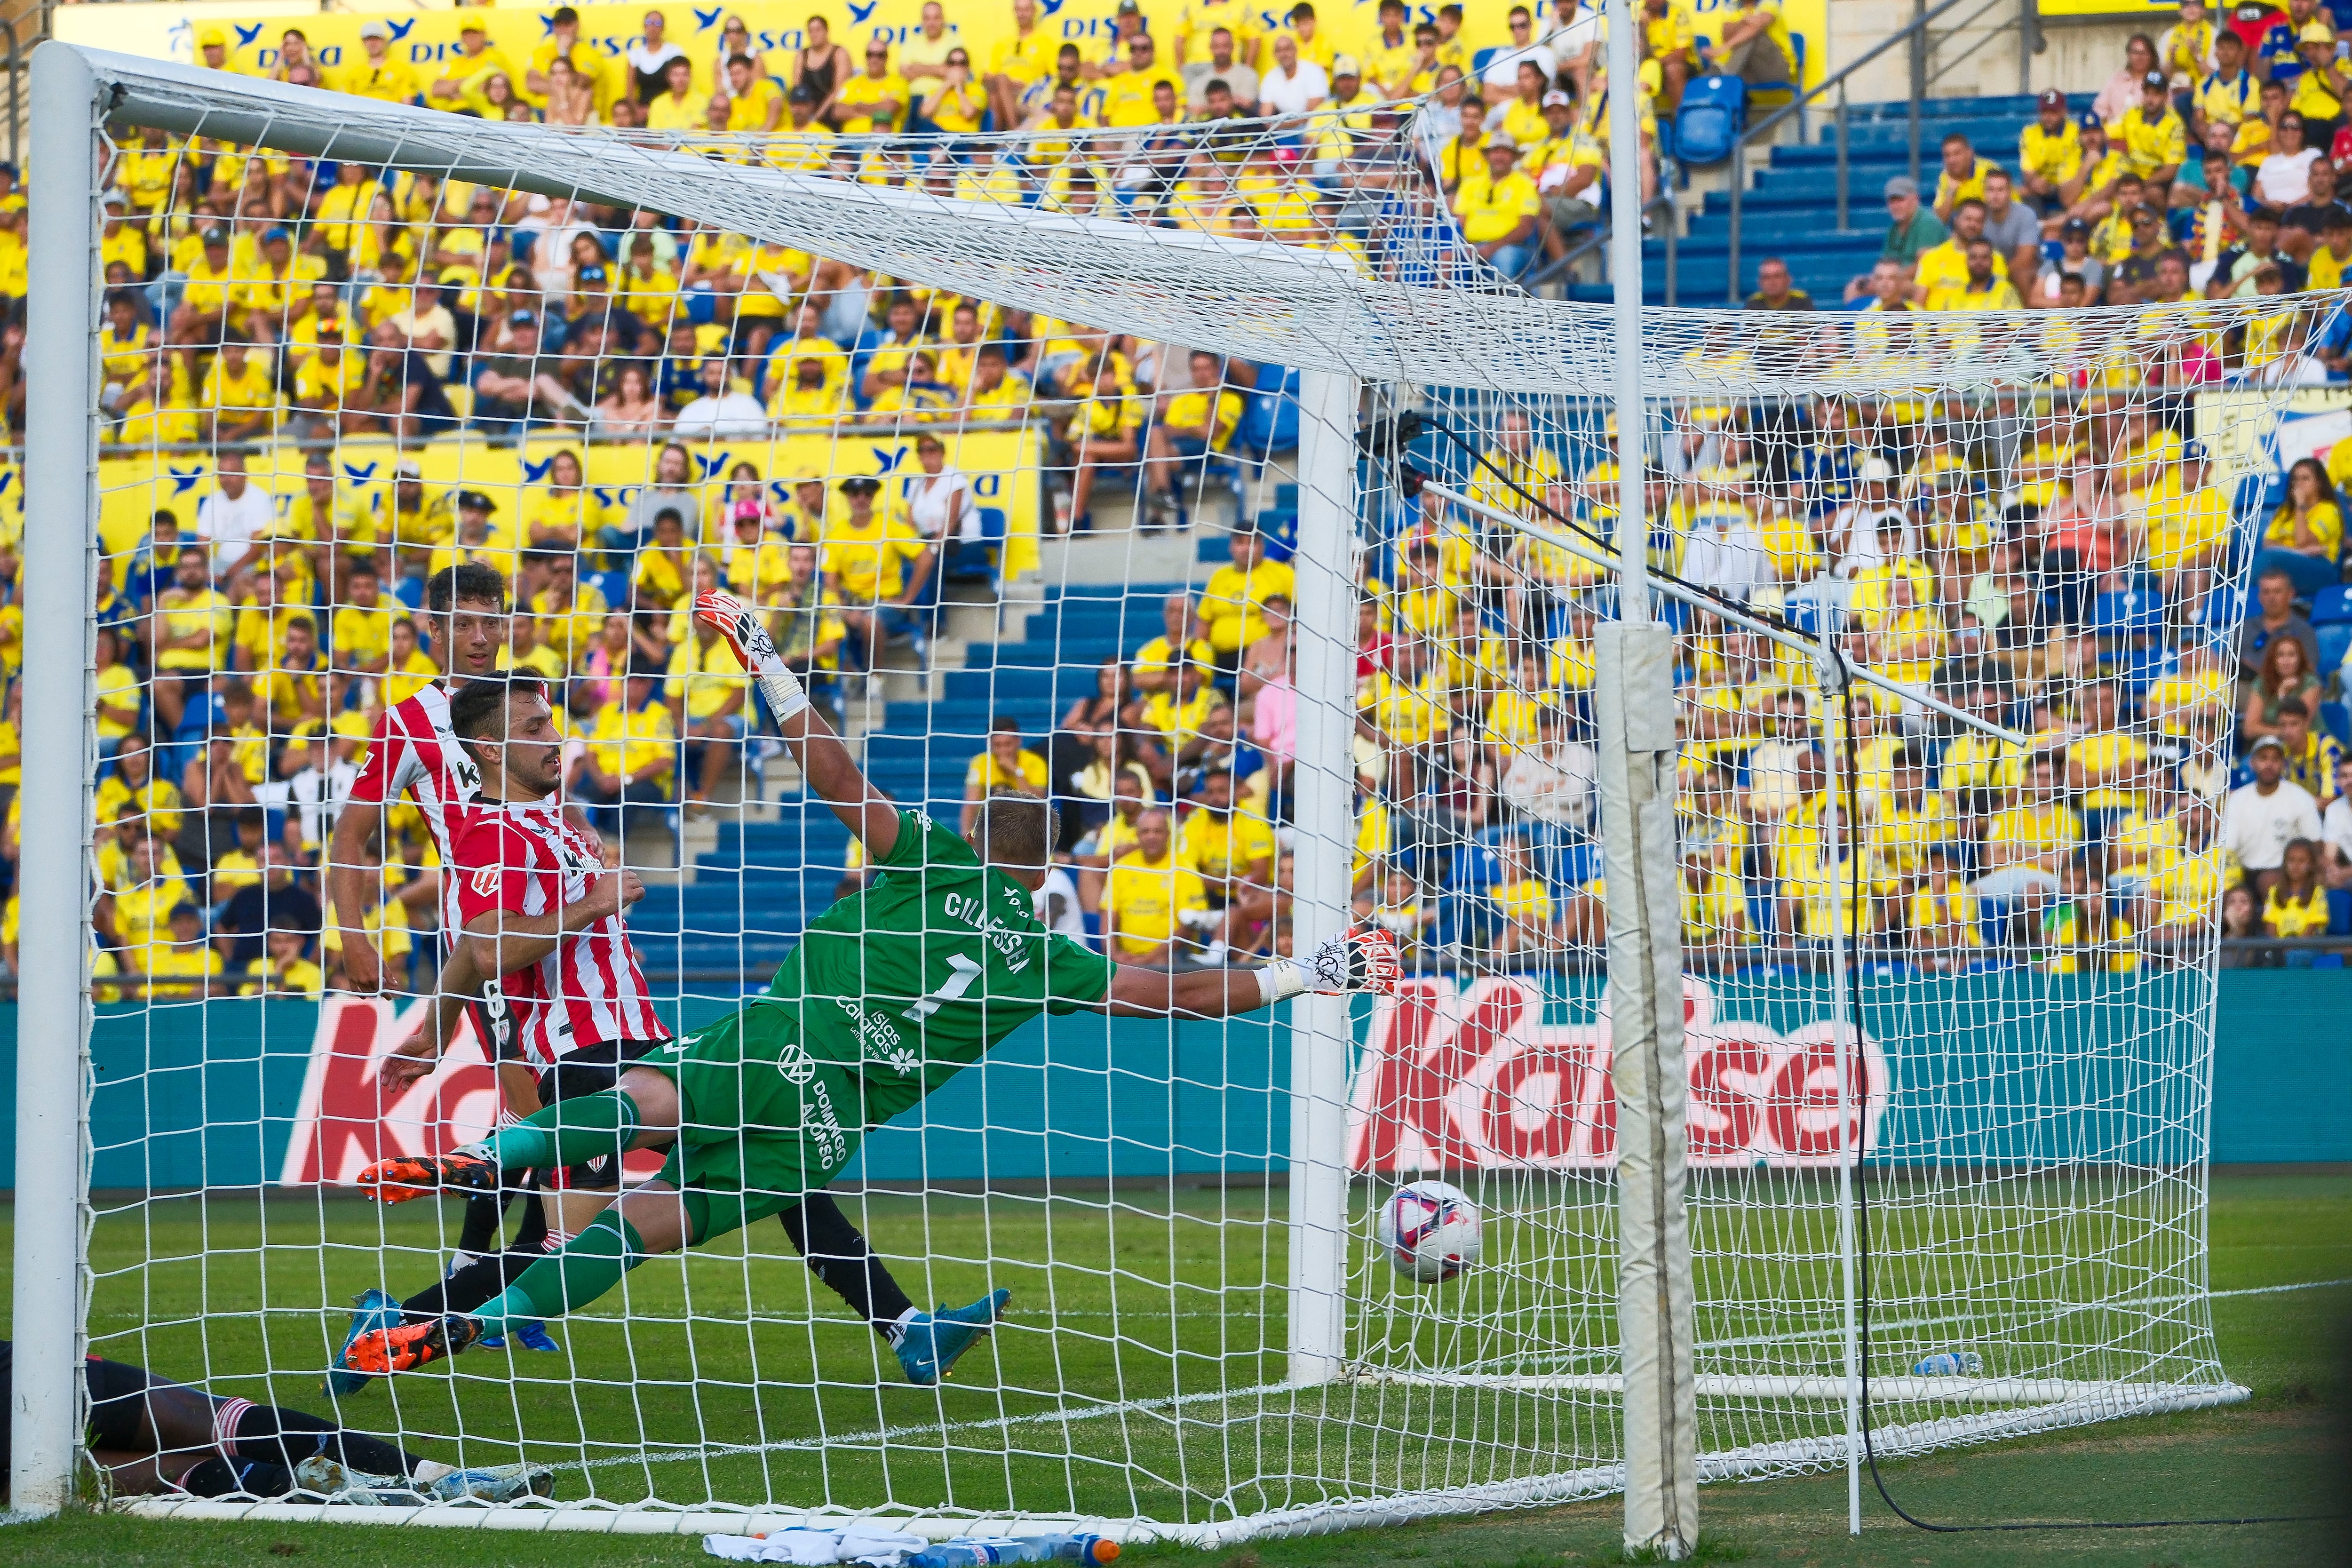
<box><xmin>95</xmin><ymin>422</ymin><xmax>1046</xmax><ymax>578</ymax></box>
<box><xmin>58</xmin><ymin>0</ymin><xmax>1828</xmax><ymax>95</ymax></box>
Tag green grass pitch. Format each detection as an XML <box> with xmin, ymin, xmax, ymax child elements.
<box><xmin>0</xmin><ymin>1171</ymin><xmax>2343</xmax><ymax>1566</ymax></box>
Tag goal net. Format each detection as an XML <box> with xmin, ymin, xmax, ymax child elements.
<box><xmin>24</xmin><ymin>40</ymin><xmax>2299</xmax><ymax>1544</ymax></box>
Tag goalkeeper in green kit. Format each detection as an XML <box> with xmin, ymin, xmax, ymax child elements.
<box><xmin>351</xmin><ymin>590</ymin><xmax>1399</xmax><ymax>1387</ymax></box>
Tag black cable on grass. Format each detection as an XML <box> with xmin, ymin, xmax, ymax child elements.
<box><xmin>1372</xmin><ymin>406</ymin><xmax>2334</xmax><ymax>1534</ymax></box>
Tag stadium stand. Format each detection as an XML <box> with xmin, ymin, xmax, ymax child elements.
<box><xmin>48</xmin><ymin>0</ymin><xmax>2352</xmax><ymax>1004</ymax></box>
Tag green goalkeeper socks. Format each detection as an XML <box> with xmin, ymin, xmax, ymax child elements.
<box><xmin>474</xmin><ymin>1089</ymin><xmax>643</xmax><ymax>1173</ymax></box>
<box><xmin>475</xmin><ymin>1211</ymin><xmax>646</xmax><ymax>1329</ymax></box>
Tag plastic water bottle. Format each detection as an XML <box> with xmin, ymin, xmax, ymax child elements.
<box><xmin>909</xmin><ymin>1545</ymin><xmax>1004</xmax><ymax>1568</ymax></box>
<box><xmin>1912</xmin><ymin>1349</ymin><xmax>1984</xmax><ymax>1376</ymax></box>
<box><xmin>912</xmin><ymin>1536</ymin><xmax>1121</xmax><ymax>1567</ymax></box>
<box><xmin>1011</xmin><ymin>1535</ymin><xmax>1120</xmax><ymax>1563</ymax></box>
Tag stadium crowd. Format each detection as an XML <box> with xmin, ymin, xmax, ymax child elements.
<box><xmin>31</xmin><ymin>0</ymin><xmax>2352</xmax><ymax>1000</ymax></box>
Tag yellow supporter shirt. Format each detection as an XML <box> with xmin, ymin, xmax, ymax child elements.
<box><xmin>1178</xmin><ymin>807</ymin><xmax>1276</xmax><ymax>884</ymax></box>
<box><xmin>835</xmin><ymin>71</ymin><xmax>909</xmax><ymax>134</ymax></box>
<box><xmin>587</xmin><ymin>698</ymin><xmax>677</xmax><ymax>784</ymax></box>
<box><xmin>1198</xmin><ymin>557</ymin><xmax>1297</xmax><ymax>653</ymax></box>
<box><xmin>1103</xmin><ymin>848</ymin><xmax>1208</xmax><ymax>955</ymax></box>
<box><xmin>823</xmin><ymin>513</ymin><xmax>926</xmax><ymax>604</ymax></box>
<box><xmin>664</xmin><ymin>636</ymin><xmax>748</xmax><ymax>722</ymax></box>
<box><xmin>965</xmin><ymin>748</ymin><xmax>1051</xmax><ymax>796</ymax></box>
<box><xmin>1455</xmin><ymin>167</ymin><xmax>1542</xmax><ymax>244</ymax></box>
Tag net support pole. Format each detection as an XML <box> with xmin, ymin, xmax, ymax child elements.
<box><xmin>15</xmin><ymin>37</ymin><xmax>99</xmax><ymax>1519</ymax></box>
<box><xmin>1819</xmin><ymin>622</ymin><xmax>1864</xmax><ymax>1537</ymax></box>
<box><xmin>1287</xmin><ymin>367</ymin><xmax>1360</xmax><ymax>1387</ymax></box>
<box><xmin>1605</xmin><ymin>0</ymin><xmax>1695</xmax><ymax>1549</ymax></box>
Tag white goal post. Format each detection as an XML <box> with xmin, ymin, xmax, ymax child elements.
<box><xmin>22</xmin><ymin>36</ymin><xmax>2281</xmax><ymax>1548</ymax></box>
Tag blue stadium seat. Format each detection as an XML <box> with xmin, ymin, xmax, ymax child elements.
<box><xmin>2312</xmin><ymin>585</ymin><xmax>2352</xmax><ymax>624</ymax></box>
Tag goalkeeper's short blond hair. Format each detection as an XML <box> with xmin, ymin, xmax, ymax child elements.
<box><xmin>971</xmin><ymin>791</ymin><xmax>1057</xmax><ymax>869</ymax></box>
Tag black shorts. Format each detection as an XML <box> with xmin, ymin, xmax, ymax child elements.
<box><xmin>85</xmin><ymin>1355</ymin><xmax>165</xmax><ymax>1454</ymax></box>
<box><xmin>472</xmin><ymin>984</ymin><xmax>666</xmax><ymax>1192</ymax></box>
<box><xmin>533</xmin><ymin>1038</ymin><xmax>667</xmax><ymax>1192</ymax></box>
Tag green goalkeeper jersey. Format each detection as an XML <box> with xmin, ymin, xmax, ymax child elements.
<box><xmin>767</xmin><ymin>807</ymin><xmax>1114</xmax><ymax>1123</ymax></box>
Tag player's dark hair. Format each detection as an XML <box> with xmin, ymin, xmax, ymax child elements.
<box><xmin>972</xmin><ymin>792</ymin><xmax>1057</xmax><ymax>870</ymax></box>
<box><xmin>426</xmin><ymin>562</ymin><xmax>508</xmax><ymax>615</ymax></box>
<box><xmin>447</xmin><ymin>677</ymin><xmax>520</xmax><ymax>748</ymax></box>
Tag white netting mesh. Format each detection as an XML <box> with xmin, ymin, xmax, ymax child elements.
<box><xmin>47</xmin><ymin>47</ymin><xmax>2306</xmax><ymax>1542</ymax></box>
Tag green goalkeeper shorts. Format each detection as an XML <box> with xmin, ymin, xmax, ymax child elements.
<box><xmin>633</xmin><ymin>1001</ymin><xmax>868</xmax><ymax>1245</ymax></box>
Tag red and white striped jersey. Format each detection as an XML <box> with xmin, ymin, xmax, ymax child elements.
<box><xmin>347</xmin><ymin>684</ymin><xmax>483</xmax><ymax>928</ymax></box>
<box><xmin>453</xmin><ymin>801</ymin><xmax>667</xmax><ymax>1065</ymax></box>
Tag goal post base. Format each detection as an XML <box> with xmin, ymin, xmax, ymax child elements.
<box><xmin>116</xmin><ymin>1382</ymin><xmax>2248</xmax><ymax>1538</ymax></box>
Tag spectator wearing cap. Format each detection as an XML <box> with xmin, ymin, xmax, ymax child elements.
<box><xmin>1528</xmin><ymin>89</ymin><xmax>1603</xmax><ymax>261</ymax></box>
<box><xmin>336</xmin><ymin>20</ymin><xmax>421</xmax><ymax>105</ymax></box>
<box><xmin>378</xmin><ymin>271</ymin><xmax>456</xmax><ymax>381</ymax></box>
<box><xmin>469</xmin><ymin>310</ymin><xmax>573</xmax><ymax>433</ymax></box>
<box><xmin>195</xmin><ymin>25</ymin><xmax>245</xmax><ymax>78</ymax></box>
<box><xmin>2055</xmin><ymin>115</ymin><xmax>2127</xmax><ymax>226</ymax></box>
<box><xmin>1261</xmin><ymin>30</ymin><xmax>1328</xmax><ymax>116</ymax></box>
<box><xmin>2013</xmin><ymin>96</ymin><xmax>2089</xmax><ymax>217</ymax></box>
<box><xmin>427</xmin><ymin>19</ymin><xmax>512</xmax><ymax>111</ymax></box>
<box><xmin>2290</xmin><ymin>17</ymin><xmax>2349</xmax><ymax>146</ymax></box>
<box><xmin>1453</xmin><ymin>134</ymin><xmax>1541</xmax><ymax>279</ymax></box>
<box><xmin>2225</xmin><ymin>732</ymin><xmax>2324</xmax><ymax>895</ymax></box>
<box><xmin>169</xmin><ymin>225</ymin><xmax>235</xmax><ymax>346</ymax></box>
<box><xmin>1929</xmin><ymin>134</ymin><xmax>1996</xmax><ymax>223</ymax></box>
<box><xmin>1875</xmin><ymin>175</ymin><xmax>1947</xmax><ymax>283</ymax></box>
<box><xmin>821</xmin><ymin>475</ymin><xmax>936</xmax><ymax>672</ymax></box>
<box><xmin>669</xmin><ymin>357</ymin><xmax>769</xmax><ymax>440</ymax></box>
<box><xmin>2120</xmin><ymin>70</ymin><xmax>2190</xmax><ymax>196</ymax></box>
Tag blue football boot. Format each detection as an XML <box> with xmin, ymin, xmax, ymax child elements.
<box><xmin>322</xmin><ymin>1289</ymin><xmax>401</xmax><ymax>1398</ymax></box>
<box><xmin>895</xmin><ymin>1289</ymin><xmax>1010</xmax><ymax>1386</ymax></box>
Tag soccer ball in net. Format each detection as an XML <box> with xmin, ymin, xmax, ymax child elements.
<box><xmin>1375</xmin><ymin>1181</ymin><xmax>1482</xmax><ymax>1283</ymax></box>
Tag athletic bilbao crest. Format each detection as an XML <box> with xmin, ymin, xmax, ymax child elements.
<box><xmin>278</xmin><ymin>995</ymin><xmax>502</xmax><ymax>1186</ymax></box>
<box><xmin>1346</xmin><ymin>976</ymin><xmax>1890</xmax><ymax>1172</ymax></box>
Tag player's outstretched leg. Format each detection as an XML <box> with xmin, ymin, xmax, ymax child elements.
<box><xmin>360</xmin><ymin>1088</ymin><xmax>653</xmax><ymax>1207</ymax></box>
<box><xmin>350</xmin><ymin>1198</ymin><xmax>675</xmax><ymax>1375</ymax></box>
<box><xmin>358</xmin><ymin>1151</ymin><xmax>499</xmax><ymax>1203</ymax></box>
<box><xmin>772</xmin><ymin>1194</ymin><xmax>1006</xmax><ymax>1384</ymax></box>
<box><xmin>323</xmin><ymin>1288</ymin><xmax>403</xmax><ymax>1397</ymax></box>
<box><xmin>895</xmin><ymin>1289</ymin><xmax>1012</xmax><ymax>1386</ymax></box>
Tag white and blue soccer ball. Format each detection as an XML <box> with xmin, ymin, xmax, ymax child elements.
<box><xmin>1375</xmin><ymin>1180</ymin><xmax>1482</xmax><ymax>1283</ymax></box>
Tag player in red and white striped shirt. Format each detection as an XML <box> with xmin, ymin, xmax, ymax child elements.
<box><xmin>451</xmin><ymin>774</ymin><xmax>667</xmax><ymax>1069</ymax></box>
<box><xmin>328</xmin><ymin>563</ymin><xmax>506</xmax><ymax>1004</ymax></box>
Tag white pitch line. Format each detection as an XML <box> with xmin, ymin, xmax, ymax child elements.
<box><xmin>2209</xmin><ymin>1275</ymin><xmax>2352</xmax><ymax>1299</ymax></box>
<box><xmin>567</xmin><ymin>1378</ymin><xmax>1306</xmax><ymax>1471</ymax></box>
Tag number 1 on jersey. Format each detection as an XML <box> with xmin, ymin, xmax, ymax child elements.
<box><xmin>902</xmin><ymin>953</ymin><xmax>983</xmax><ymax>1021</ymax></box>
